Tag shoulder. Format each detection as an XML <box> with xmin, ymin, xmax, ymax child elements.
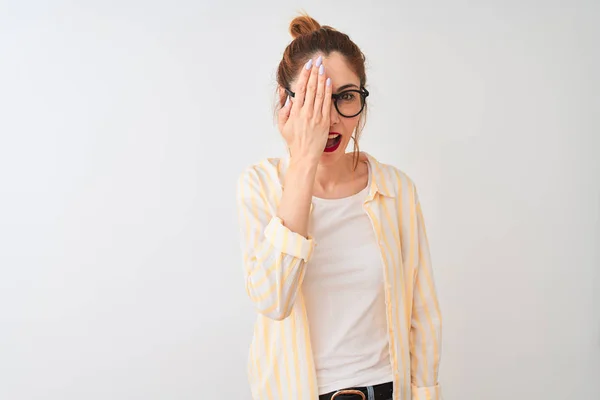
<box><xmin>237</xmin><ymin>157</ymin><xmax>286</xmax><ymax>196</ymax></box>
<box><xmin>361</xmin><ymin>151</ymin><xmax>418</xmax><ymax>196</ymax></box>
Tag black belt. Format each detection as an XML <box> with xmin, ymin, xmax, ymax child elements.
<box><xmin>319</xmin><ymin>381</ymin><xmax>393</xmax><ymax>400</ymax></box>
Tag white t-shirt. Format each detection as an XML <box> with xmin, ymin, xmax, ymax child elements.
<box><xmin>304</xmin><ymin>165</ymin><xmax>394</xmax><ymax>395</ymax></box>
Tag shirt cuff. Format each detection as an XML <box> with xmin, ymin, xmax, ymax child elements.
<box><xmin>412</xmin><ymin>384</ymin><xmax>441</xmax><ymax>400</ymax></box>
<box><xmin>264</xmin><ymin>216</ymin><xmax>315</xmax><ymax>262</ymax></box>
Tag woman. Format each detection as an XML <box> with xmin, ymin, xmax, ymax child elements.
<box><xmin>236</xmin><ymin>13</ymin><xmax>442</xmax><ymax>400</ymax></box>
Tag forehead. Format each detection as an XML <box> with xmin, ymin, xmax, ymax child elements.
<box><xmin>291</xmin><ymin>51</ymin><xmax>360</xmax><ymax>92</ymax></box>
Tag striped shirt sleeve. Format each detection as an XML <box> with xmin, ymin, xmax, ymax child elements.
<box><xmin>236</xmin><ymin>166</ymin><xmax>315</xmax><ymax>321</ymax></box>
<box><xmin>409</xmin><ymin>184</ymin><xmax>443</xmax><ymax>400</ymax></box>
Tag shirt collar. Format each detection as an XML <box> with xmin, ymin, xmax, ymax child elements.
<box><xmin>364</xmin><ymin>152</ymin><xmax>395</xmax><ymax>199</ymax></box>
<box><xmin>280</xmin><ymin>151</ymin><xmax>395</xmax><ymax>199</ymax></box>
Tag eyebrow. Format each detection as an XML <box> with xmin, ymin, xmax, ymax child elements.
<box><xmin>335</xmin><ymin>83</ymin><xmax>360</xmax><ymax>92</ymax></box>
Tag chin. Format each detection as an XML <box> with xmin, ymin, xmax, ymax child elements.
<box><xmin>319</xmin><ymin>138</ymin><xmax>350</xmax><ymax>165</ymax></box>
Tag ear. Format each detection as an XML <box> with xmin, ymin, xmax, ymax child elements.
<box><xmin>277</xmin><ymin>86</ymin><xmax>287</xmax><ymax>108</ymax></box>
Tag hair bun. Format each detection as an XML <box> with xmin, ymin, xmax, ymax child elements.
<box><xmin>289</xmin><ymin>13</ymin><xmax>321</xmax><ymax>39</ymax></box>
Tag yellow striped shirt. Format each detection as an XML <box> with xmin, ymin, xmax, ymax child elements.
<box><xmin>236</xmin><ymin>152</ymin><xmax>442</xmax><ymax>400</ymax></box>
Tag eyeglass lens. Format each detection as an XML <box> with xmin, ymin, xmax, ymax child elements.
<box><xmin>335</xmin><ymin>90</ymin><xmax>365</xmax><ymax>117</ymax></box>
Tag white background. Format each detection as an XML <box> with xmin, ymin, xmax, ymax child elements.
<box><xmin>1</xmin><ymin>1</ymin><xmax>598</xmax><ymax>399</ymax></box>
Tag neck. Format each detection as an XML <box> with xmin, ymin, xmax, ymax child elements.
<box><xmin>313</xmin><ymin>153</ymin><xmax>354</xmax><ymax>193</ymax></box>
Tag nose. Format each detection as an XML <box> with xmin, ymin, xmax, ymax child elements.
<box><xmin>329</xmin><ymin>102</ymin><xmax>341</xmax><ymax>125</ymax></box>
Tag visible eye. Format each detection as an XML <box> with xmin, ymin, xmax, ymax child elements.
<box><xmin>338</xmin><ymin>92</ymin><xmax>356</xmax><ymax>102</ymax></box>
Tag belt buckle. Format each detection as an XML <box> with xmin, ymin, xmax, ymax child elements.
<box><xmin>331</xmin><ymin>389</ymin><xmax>366</xmax><ymax>400</ymax></box>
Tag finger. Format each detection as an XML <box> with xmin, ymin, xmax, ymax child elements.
<box><xmin>291</xmin><ymin>58</ymin><xmax>313</xmax><ymax>112</ymax></box>
<box><xmin>322</xmin><ymin>77</ymin><xmax>333</xmax><ymax>120</ymax></box>
<box><xmin>302</xmin><ymin>55</ymin><xmax>321</xmax><ymax>111</ymax></box>
<box><xmin>278</xmin><ymin>96</ymin><xmax>291</xmax><ymax>131</ymax></box>
<box><xmin>313</xmin><ymin>62</ymin><xmax>326</xmax><ymax>115</ymax></box>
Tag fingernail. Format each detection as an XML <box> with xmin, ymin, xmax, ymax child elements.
<box><xmin>284</xmin><ymin>96</ymin><xmax>290</xmax><ymax>106</ymax></box>
<box><xmin>316</xmin><ymin>55</ymin><xmax>323</xmax><ymax>67</ymax></box>
<box><xmin>319</xmin><ymin>64</ymin><xmax>324</xmax><ymax>75</ymax></box>
<box><xmin>326</xmin><ymin>78</ymin><xmax>331</xmax><ymax>86</ymax></box>
<box><xmin>305</xmin><ymin>59</ymin><xmax>313</xmax><ymax>70</ymax></box>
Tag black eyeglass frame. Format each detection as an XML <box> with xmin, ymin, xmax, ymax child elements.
<box><xmin>284</xmin><ymin>86</ymin><xmax>370</xmax><ymax>118</ymax></box>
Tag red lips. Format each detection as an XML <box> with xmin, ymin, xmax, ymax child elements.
<box><xmin>324</xmin><ymin>132</ymin><xmax>342</xmax><ymax>153</ymax></box>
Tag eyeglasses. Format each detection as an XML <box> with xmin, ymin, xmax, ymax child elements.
<box><xmin>284</xmin><ymin>86</ymin><xmax>369</xmax><ymax>118</ymax></box>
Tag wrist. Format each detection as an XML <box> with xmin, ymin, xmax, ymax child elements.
<box><xmin>286</xmin><ymin>157</ymin><xmax>318</xmax><ymax>186</ymax></box>
<box><xmin>289</xmin><ymin>154</ymin><xmax>320</xmax><ymax>169</ymax></box>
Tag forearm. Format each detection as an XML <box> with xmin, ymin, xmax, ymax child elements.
<box><xmin>409</xmin><ymin>270</ymin><xmax>442</xmax><ymax>399</ymax></box>
<box><xmin>276</xmin><ymin>158</ymin><xmax>318</xmax><ymax>238</ymax></box>
<box><xmin>237</xmin><ymin>163</ymin><xmax>317</xmax><ymax>321</ymax></box>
